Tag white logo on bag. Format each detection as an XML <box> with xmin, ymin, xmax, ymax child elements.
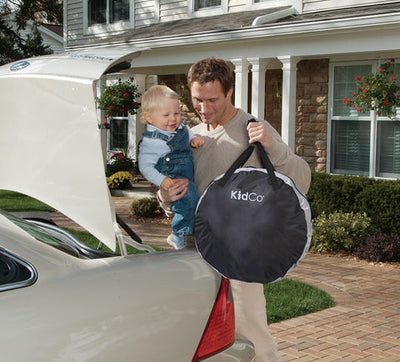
<box><xmin>230</xmin><ymin>190</ymin><xmax>264</xmax><ymax>202</ymax></box>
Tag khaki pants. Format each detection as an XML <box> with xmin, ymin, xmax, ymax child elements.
<box><xmin>231</xmin><ymin>280</ymin><xmax>282</xmax><ymax>362</ymax></box>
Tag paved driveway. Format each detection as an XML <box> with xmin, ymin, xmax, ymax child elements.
<box><xmin>53</xmin><ymin>195</ymin><xmax>400</xmax><ymax>361</ymax></box>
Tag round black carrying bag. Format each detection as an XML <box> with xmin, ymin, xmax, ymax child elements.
<box><xmin>195</xmin><ymin>142</ymin><xmax>312</xmax><ymax>284</ymax></box>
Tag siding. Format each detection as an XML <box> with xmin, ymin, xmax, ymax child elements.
<box><xmin>160</xmin><ymin>0</ymin><xmax>188</xmax><ymax>22</ymax></box>
<box><xmin>303</xmin><ymin>0</ymin><xmax>399</xmax><ymax>13</ymax></box>
<box><xmin>65</xmin><ymin>0</ymin><xmax>84</xmax><ymax>48</ymax></box>
<box><xmin>135</xmin><ymin>0</ymin><xmax>158</xmax><ymax>28</ymax></box>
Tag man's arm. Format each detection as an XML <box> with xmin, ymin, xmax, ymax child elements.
<box><xmin>247</xmin><ymin>120</ymin><xmax>311</xmax><ymax>194</ymax></box>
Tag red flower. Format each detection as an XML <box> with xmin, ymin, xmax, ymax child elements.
<box><xmin>390</xmin><ymin>77</ymin><xmax>394</xmax><ymax>82</ymax></box>
<box><xmin>397</xmin><ymin>94</ymin><xmax>400</xmax><ymax>98</ymax></box>
<box><xmin>383</xmin><ymin>100</ymin><xmax>389</xmax><ymax>105</ymax></box>
<box><xmin>123</xmin><ymin>92</ymin><xmax>129</xmax><ymax>97</ymax></box>
<box><xmin>108</xmin><ymin>105</ymin><xmax>114</xmax><ymax>110</ymax></box>
<box><xmin>343</xmin><ymin>97</ymin><xmax>348</xmax><ymax>104</ymax></box>
<box><xmin>102</xmin><ymin>121</ymin><xmax>108</xmax><ymax>126</ymax></box>
<box><xmin>379</xmin><ymin>69</ymin><xmax>385</xmax><ymax>74</ymax></box>
<box><xmin>357</xmin><ymin>108</ymin><xmax>361</xmax><ymax>112</ymax></box>
<box><xmin>355</xmin><ymin>76</ymin><xmax>361</xmax><ymax>81</ymax></box>
<box><xmin>363</xmin><ymin>88</ymin><xmax>368</xmax><ymax>93</ymax></box>
<box><xmin>119</xmin><ymin>108</ymin><xmax>125</xmax><ymax>113</ymax></box>
<box><xmin>351</xmin><ymin>92</ymin><xmax>355</xmax><ymax>96</ymax></box>
<box><xmin>391</xmin><ymin>58</ymin><xmax>395</xmax><ymax>63</ymax></box>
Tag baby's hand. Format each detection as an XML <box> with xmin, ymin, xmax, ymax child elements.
<box><xmin>191</xmin><ymin>136</ymin><xmax>205</xmax><ymax>148</ymax></box>
<box><xmin>161</xmin><ymin>177</ymin><xmax>174</xmax><ymax>191</ymax></box>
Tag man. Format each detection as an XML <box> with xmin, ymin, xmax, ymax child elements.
<box><xmin>159</xmin><ymin>57</ymin><xmax>311</xmax><ymax>361</ymax></box>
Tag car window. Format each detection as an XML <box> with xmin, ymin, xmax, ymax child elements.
<box><xmin>0</xmin><ymin>211</ymin><xmax>80</xmax><ymax>258</ymax></box>
<box><xmin>0</xmin><ymin>249</ymin><xmax>37</xmax><ymax>292</ymax></box>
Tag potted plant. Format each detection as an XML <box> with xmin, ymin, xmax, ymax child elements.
<box><xmin>96</xmin><ymin>77</ymin><xmax>141</xmax><ymax>128</ymax></box>
<box><xmin>343</xmin><ymin>59</ymin><xmax>400</xmax><ymax>119</ymax></box>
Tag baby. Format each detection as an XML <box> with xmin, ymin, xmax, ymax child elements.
<box><xmin>138</xmin><ymin>85</ymin><xmax>204</xmax><ymax>249</ymax></box>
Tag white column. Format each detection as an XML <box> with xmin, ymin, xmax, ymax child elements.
<box><xmin>278</xmin><ymin>56</ymin><xmax>300</xmax><ymax>150</ymax></box>
<box><xmin>248</xmin><ymin>58</ymin><xmax>269</xmax><ymax>120</ymax></box>
<box><xmin>231</xmin><ymin>59</ymin><xmax>250</xmax><ymax>111</ymax></box>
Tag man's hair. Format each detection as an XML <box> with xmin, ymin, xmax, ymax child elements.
<box><xmin>140</xmin><ymin>85</ymin><xmax>179</xmax><ymax>124</ymax></box>
<box><xmin>187</xmin><ymin>57</ymin><xmax>234</xmax><ymax>96</ymax></box>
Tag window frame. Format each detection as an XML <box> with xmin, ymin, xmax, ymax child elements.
<box><xmin>189</xmin><ymin>0</ymin><xmax>228</xmax><ymax>17</ymax></box>
<box><xmin>84</xmin><ymin>0</ymin><xmax>134</xmax><ymax>35</ymax></box>
<box><xmin>328</xmin><ymin>61</ymin><xmax>400</xmax><ymax>179</ymax></box>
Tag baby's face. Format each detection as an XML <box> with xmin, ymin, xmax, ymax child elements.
<box><xmin>145</xmin><ymin>97</ymin><xmax>182</xmax><ymax>132</ymax></box>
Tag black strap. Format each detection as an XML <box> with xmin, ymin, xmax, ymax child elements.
<box><xmin>218</xmin><ymin>119</ymin><xmax>279</xmax><ymax>190</ymax></box>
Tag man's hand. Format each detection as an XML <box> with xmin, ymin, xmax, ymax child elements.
<box><xmin>159</xmin><ymin>178</ymin><xmax>189</xmax><ymax>202</ymax></box>
<box><xmin>160</xmin><ymin>176</ymin><xmax>174</xmax><ymax>191</ymax></box>
<box><xmin>247</xmin><ymin>121</ymin><xmax>272</xmax><ymax>148</ymax></box>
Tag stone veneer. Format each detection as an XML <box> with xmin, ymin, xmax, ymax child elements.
<box><xmin>296</xmin><ymin>59</ymin><xmax>329</xmax><ymax>173</ymax></box>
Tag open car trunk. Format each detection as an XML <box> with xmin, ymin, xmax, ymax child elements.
<box><xmin>0</xmin><ymin>49</ymin><xmax>142</xmax><ymax>251</ymax></box>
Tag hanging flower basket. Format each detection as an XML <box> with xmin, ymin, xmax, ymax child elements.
<box><xmin>343</xmin><ymin>59</ymin><xmax>400</xmax><ymax>119</ymax></box>
<box><xmin>96</xmin><ymin>77</ymin><xmax>141</xmax><ymax>122</ymax></box>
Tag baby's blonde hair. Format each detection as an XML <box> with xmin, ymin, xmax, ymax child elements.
<box><xmin>140</xmin><ymin>85</ymin><xmax>179</xmax><ymax>124</ymax></box>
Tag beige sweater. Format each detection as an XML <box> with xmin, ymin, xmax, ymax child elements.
<box><xmin>192</xmin><ymin>108</ymin><xmax>311</xmax><ymax>196</ymax></box>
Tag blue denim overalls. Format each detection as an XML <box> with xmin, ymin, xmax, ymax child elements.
<box><xmin>142</xmin><ymin>126</ymin><xmax>199</xmax><ymax>236</ymax></box>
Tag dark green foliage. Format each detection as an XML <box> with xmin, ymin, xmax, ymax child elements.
<box><xmin>308</xmin><ymin>173</ymin><xmax>400</xmax><ymax>234</ymax></box>
<box><xmin>131</xmin><ymin>197</ymin><xmax>160</xmax><ymax>218</ymax></box>
<box><xmin>355</xmin><ymin>234</ymin><xmax>400</xmax><ymax>262</ymax></box>
<box><xmin>0</xmin><ymin>0</ymin><xmax>62</xmax><ymax>65</ymax></box>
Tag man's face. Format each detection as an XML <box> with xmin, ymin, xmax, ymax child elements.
<box><xmin>190</xmin><ymin>80</ymin><xmax>233</xmax><ymax>128</ymax></box>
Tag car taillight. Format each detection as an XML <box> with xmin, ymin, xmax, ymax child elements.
<box><xmin>192</xmin><ymin>277</ymin><xmax>235</xmax><ymax>362</ymax></box>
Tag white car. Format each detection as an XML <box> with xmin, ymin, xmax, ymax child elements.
<box><xmin>0</xmin><ymin>50</ymin><xmax>255</xmax><ymax>361</ymax></box>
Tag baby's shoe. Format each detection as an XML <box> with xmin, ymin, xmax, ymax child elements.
<box><xmin>167</xmin><ymin>234</ymin><xmax>187</xmax><ymax>250</ymax></box>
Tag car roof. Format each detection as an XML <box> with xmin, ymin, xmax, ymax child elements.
<box><xmin>0</xmin><ymin>49</ymin><xmax>141</xmax><ymax>251</ymax></box>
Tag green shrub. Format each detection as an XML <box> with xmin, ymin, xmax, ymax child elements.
<box><xmin>354</xmin><ymin>181</ymin><xmax>400</xmax><ymax>234</ymax></box>
<box><xmin>308</xmin><ymin>173</ymin><xmax>400</xmax><ymax>234</ymax></box>
<box><xmin>311</xmin><ymin>211</ymin><xmax>371</xmax><ymax>253</ymax></box>
<box><xmin>131</xmin><ymin>197</ymin><xmax>160</xmax><ymax>217</ymax></box>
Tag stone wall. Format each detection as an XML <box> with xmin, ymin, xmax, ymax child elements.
<box><xmin>296</xmin><ymin>59</ymin><xmax>329</xmax><ymax>172</ymax></box>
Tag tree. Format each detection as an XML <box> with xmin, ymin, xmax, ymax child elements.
<box><xmin>0</xmin><ymin>0</ymin><xmax>63</xmax><ymax>65</ymax></box>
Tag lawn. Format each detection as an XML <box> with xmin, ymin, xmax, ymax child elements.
<box><xmin>1</xmin><ymin>190</ymin><xmax>335</xmax><ymax>323</ymax></box>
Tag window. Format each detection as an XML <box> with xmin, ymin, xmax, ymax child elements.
<box><xmin>329</xmin><ymin>62</ymin><xmax>400</xmax><ymax>178</ymax></box>
<box><xmin>195</xmin><ymin>0</ymin><xmax>221</xmax><ymax>11</ymax></box>
<box><xmin>88</xmin><ymin>0</ymin><xmax>130</xmax><ymax>28</ymax></box>
<box><xmin>110</xmin><ymin>117</ymin><xmax>129</xmax><ymax>149</ymax></box>
<box><xmin>190</xmin><ymin>0</ymin><xmax>227</xmax><ymax>16</ymax></box>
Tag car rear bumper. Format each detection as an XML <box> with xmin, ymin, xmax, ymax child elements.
<box><xmin>205</xmin><ymin>338</ymin><xmax>255</xmax><ymax>361</ymax></box>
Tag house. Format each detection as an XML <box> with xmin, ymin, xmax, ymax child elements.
<box><xmin>63</xmin><ymin>0</ymin><xmax>400</xmax><ymax>179</ymax></box>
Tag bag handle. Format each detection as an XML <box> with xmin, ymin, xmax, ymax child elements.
<box><xmin>218</xmin><ymin>119</ymin><xmax>279</xmax><ymax>189</ymax></box>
